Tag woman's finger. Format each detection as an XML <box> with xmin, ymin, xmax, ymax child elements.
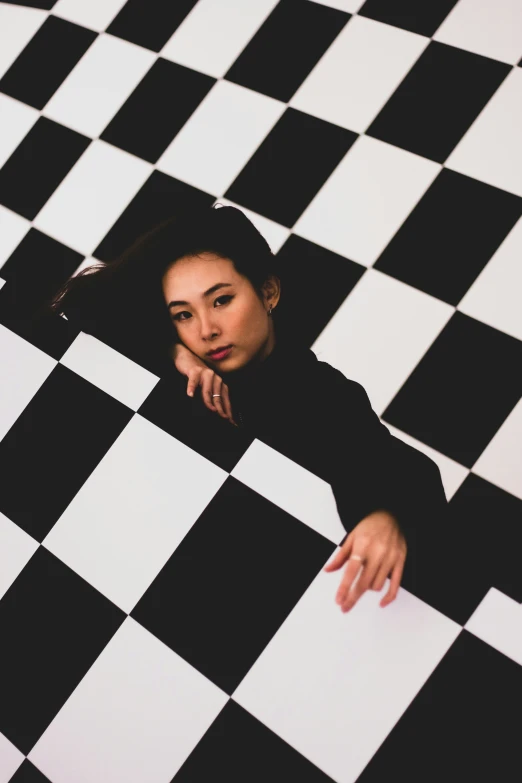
<box><xmin>339</xmin><ymin>548</ymin><xmax>384</xmax><ymax>612</ymax></box>
<box><xmin>323</xmin><ymin>532</ymin><xmax>355</xmax><ymax>572</ymax></box>
<box><xmin>212</xmin><ymin>374</ymin><xmax>228</xmax><ymax>419</ymax></box>
<box><xmin>192</xmin><ymin>369</ymin><xmax>236</xmax><ymax>423</ymax></box>
<box><xmin>380</xmin><ymin>555</ymin><xmax>405</xmax><ymax>607</ymax></box>
<box><xmin>335</xmin><ymin>551</ymin><xmax>367</xmax><ymax>607</ymax></box>
<box><xmin>371</xmin><ymin>553</ymin><xmax>396</xmax><ymax>592</ymax></box>
<box><xmin>200</xmin><ymin>369</ymin><xmax>217</xmax><ymax>411</ymax></box>
<box><xmin>186</xmin><ymin>367</ymin><xmax>202</xmax><ymax>398</ymax></box>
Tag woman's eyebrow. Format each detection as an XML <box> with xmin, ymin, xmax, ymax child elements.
<box><xmin>168</xmin><ymin>282</ymin><xmax>233</xmax><ymax>309</ymax></box>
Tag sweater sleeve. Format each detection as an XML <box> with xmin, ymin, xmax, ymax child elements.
<box><xmin>322</xmin><ymin>365</ymin><xmax>448</xmax><ymax>545</ymax></box>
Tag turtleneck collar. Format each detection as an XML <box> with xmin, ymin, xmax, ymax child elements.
<box><xmin>222</xmin><ymin>333</ymin><xmax>314</xmax><ymax>395</ymax></box>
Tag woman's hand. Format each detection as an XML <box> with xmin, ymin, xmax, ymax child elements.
<box><xmin>323</xmin><ymin>510</ymin><xmax>407</xmax><ymax>613</ymax></box>
<box><xmin>171</xmin><ymin>342</ymin><xmax>238</xmax><ymax>427</ymax></box>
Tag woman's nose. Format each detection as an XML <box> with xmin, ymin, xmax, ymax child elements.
<box><xmin>199</xmin><ymin>316</ymin><xmax>219</xmax><ymax>341</ymax></box>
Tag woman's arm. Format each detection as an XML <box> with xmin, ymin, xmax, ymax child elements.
<box><xmin>319</xmin><ymin>364</ymin><xmax>448</xmax><ymax>545</ymax></box>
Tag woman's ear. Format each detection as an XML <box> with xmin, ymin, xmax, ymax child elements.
<box><xmin>263</xmin><ymin>275</ymin><xmax>281</xmax><ymax>308</ymax></box>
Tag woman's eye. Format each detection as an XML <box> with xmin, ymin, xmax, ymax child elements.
<box><xmin>173</xmin><ymin>295</ymin><xmax>233</xmax><ymax>322</ymax></box>
<box><xmin>215</xmin><ymin>294</ymin><xmax>233</xmax><ymax>307</ymax></box>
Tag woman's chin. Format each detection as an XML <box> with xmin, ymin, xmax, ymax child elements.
<box><xmin>218</xmin><ymin>356</ymin><xmax>247</xmax><ymax>375</ymax></box>
<box><xmin>207</xmin><ymin>354</ymin><xmax>236</xmax><ymax>370</ymax></box>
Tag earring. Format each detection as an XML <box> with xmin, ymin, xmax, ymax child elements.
<box><xmin>268</xmin><ymin>304</ymin><xmax>273</xmax><ymax>316</ymax></box>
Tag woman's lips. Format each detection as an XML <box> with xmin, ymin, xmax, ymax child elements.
<box><xmin>208</xmin><ymin>345</ymin><xmax>233</xmax><ymax>360</ymax></box>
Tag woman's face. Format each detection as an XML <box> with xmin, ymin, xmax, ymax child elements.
<box><xmin>161</xmin><ymin>252</ymin><xmax>280</xmax><ymax>374</ymax></box>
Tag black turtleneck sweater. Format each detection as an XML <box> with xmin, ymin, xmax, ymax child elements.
<box><xmin>221</xmin><ymin>335</ymin><xmax>449</xmax><ymax>549</ymax></box>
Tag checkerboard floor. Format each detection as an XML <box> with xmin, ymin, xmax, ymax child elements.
<box><xmin>0</xmin><ymin>1</ymin><xmax>521</xmax><ymax>781</ymax></box>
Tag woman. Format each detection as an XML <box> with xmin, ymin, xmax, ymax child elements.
<box><xmin>34</xmin><ymin>203</ymin><xmax>448</xmax><ymax>614</ymax></box>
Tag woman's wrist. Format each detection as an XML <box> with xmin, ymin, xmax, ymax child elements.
<box><xmin>171</xmin><ymin>342</ymin><xmax>190</xmax><ymax>360</ymax></box>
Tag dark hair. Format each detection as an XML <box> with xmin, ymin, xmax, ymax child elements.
<box><xmin>37</xmin><ymin>203</ymin><xmax>282</xmax><ymax>376</ymax></box>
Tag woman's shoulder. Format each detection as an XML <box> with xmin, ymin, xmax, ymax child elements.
<box><xmin>302</xmin><ymin>352</ymin><xmax>391</xmax><ymax>439</ymax></box>
<box><xmin>302</xmin><ymin>348</ymin><xmax>368</xmax><ymax>399</ymax></box>
<box><xmin>271</xmin><ymin>344</ymin><xmax>377</xmax><ymax>427</ymax></box>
